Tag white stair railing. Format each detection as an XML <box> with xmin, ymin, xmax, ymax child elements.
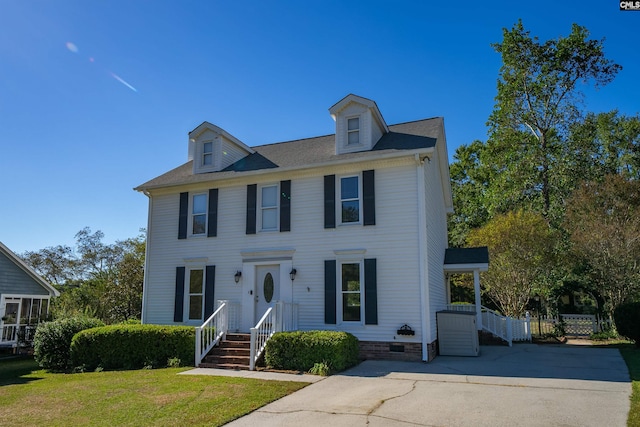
<box><xmin>249</xmin><ymin>304</ymin><xmax>278</xmax><ymax>371</ymax></box>
<box><xmin>195</xmin><ymin>301</ymin><xmax>228</xmax><ymax>366</ymax></box>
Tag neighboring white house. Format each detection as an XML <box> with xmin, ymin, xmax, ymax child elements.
<box><xmin>136</xmin><ymin>94</ymin><xmax>471</xmax><ymax>362</ymax></box>
<box><xmin>0</xmin><ymin>242</ymin><xmax>59</xmax><ymax>348</ymax></box>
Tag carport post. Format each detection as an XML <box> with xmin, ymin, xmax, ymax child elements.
<box><xmin>474</xmin><ymin>269</ymin><xmax>482</xmax><ymax>330</ymax></box>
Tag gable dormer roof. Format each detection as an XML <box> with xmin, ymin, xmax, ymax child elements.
<box><xmin>188</xmin><ymin>122</ymin><xmax>255</xmax><ymax>174</ymax></box>
<box><xmin>328</xmin><ymin>94</ymin><xmax>389</xmax><ymax>155</ymax></box>
<box><xmin>329</xmin><ymin>94</ymin><xmax>389</xmax><ymax>133</ymax></box>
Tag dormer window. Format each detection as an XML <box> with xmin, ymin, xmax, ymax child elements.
<box><xmin>347</xmin><ymin>117</ymin><xmax>360</xmax><ymax>145</ymax></box>
<box><xmin>202</xmin><ymin>142</ymin><xmax>213</xmax><ymax>166</ymax></box>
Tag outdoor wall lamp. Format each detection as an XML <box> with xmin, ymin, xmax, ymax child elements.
<box><xmin>289</xmin><ymin>268</ymin><xmax>297</xmax><ymax>281</ymax></box>
<box><xmin>234</xmin><ymin>271</ymin><xmax>242</xmax><ymax>283</ymax></box>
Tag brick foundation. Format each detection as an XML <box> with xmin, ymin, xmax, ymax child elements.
<box><xmin>358</xmin><ymin>340</ymin><xmax>438</xmax><ymax>362</ymax></box>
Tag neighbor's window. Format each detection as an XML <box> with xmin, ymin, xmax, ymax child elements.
<box><xmin>340</xmin><ymin>176</ymin><xmax>360</xmax><ymax>223</ymax></box>
<box><xmin>203</xmin><ymin>142</ymin><xmax>213</xmax><ymax>166</ymax></box>
<box><xmin>261</xmin><ymin>185</ymin><xmax>278</xmax><ymax>231</ymax></box>
<box><xmin>192</xmin><ymin>194</ymin><xmax>207</xmax><ymax>235</ymax></box>
<box><xmin>341</xmin><ymin>263</ymin><xmax>361</xmax><ymax>322</ymax></box>
<box><xmin>188</xmin><ymin>269</ymin><xmax>204</xmax><ymax>320</ymax></box>
<box><xmin>347</xmin><ymin>117</ymin><xmax>360</xmax><ymax>145</ymax></box>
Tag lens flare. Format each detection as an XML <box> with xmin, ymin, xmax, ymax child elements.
<box><xmin>110</xmin><ymin>72</ymin><xmax>138</xmax><ymax>92</ymax></box>
<box><xmin>66</xmin><ymin>42</ymin><xmax>78</xmax><ymax>53</ymax></box>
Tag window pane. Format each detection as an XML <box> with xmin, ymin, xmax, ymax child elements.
<box><xmin>348</xmin><ymin>130</ymin><xmax>359</xmax><ymax>145</ymax></box>
<box><xmin>203</xmin><ymin>153</ymin><xmax>212</xmax><ymax>166</ymax></box>
<box><xmin>348</xmin><ymin>117</ymin><xmax>359</xmax><ymax>131</ymax></box>
<box><xmin>203</xmin><ymin>142</ymin><xmax>213</xmax><ymax>153</ymax></box>
<box><xmin>262</xmin><ymin>208</ymin><xmax>277</xmax><ymax>230</ymax></box>
<box><xmin>342</xmin><ymin>201</ymin><xmax>359</xmax><ymax>223</ymax></box>
<box><xmin>343</xmin><ymin>294</ymin><xmax>361</xmax><ymax>321</ymax></box>
<box><xmin>20</xmin><ymin>299</ymin><xmax>31</xmax><ymax>325</ymax></box>
<box><xmin>341</xmin><ymin>176</ymin><xmax>358</xmax><ymax>199</ymax></box>
<box><xmin>193</xmin><ymin>194</ymin><xmax>207</xmax><ymax>214</ymax></box>
<box><xmin>189</xmin><ymin>296</ymin><xmax>203</xmax><ymax>320</ymax></box>
<box><xmin>342</xmin><ymin>263</ymin><xmax>360</xmax><ymax>291</ymax></box>
<box><xmin>30</xmin><ymin>299</ymin><xmax>41</xmax><ymax>324</ymax></box>
<box><xmin>41</xmin><ymin>300</ymin><xmax>49</xmax><ymax>321</ymax></box>
<box><xmin>190</xmin><ymin>270</ymin><xmax>203</xmax><ymax>293</ymax></box>
<box><xmin>262</xmin><ymin>186</ymin><xmax>277</xmax><ymax>208</ymax></box>
<box><xmin>193</xmin><ymin>214</ymin><xmax>206</xmax><ymax>234</ymax></box>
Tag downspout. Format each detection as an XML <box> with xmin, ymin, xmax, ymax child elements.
<box><xmin>415</xmin><ymin>154</ymin><xmax>430</xmax><ymax>361</ymax></box>
<box><xmin>140</xmin><ymin>190</ymin><xmax>152</xmax><ymax>324</ymax></box>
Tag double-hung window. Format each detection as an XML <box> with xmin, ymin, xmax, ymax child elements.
<box><xmin>202</xmin><ymin>142</ymin><xmax>213</xmax><ymax>166</ymax></box>
<box><xmin>192</xmin><ymin>194</ymin><xmax>207</xmax><ymax>235</ymax></box>
<box><xmin>260</xmin><ymin>184</ymin><xmax>278</xmax><ymax>231</ymax></box>
<box><xmin>341</xmin><ymin>262</ymin><xmax>362</xmax><ymax>322</ymax></box>
<box><xmin>340</xmin><ymin>176</ymin><xmax>360</xmax><ymax>224</ymax></box>
<box><xmin>188</xmin><ymin>269</ymin><xmax>204</xmax><ymax>320</ymax></box>
<box><xmin>347</xmin><ymin>117</ymin><xmax>360</xmax><ymax>145</ymax></box>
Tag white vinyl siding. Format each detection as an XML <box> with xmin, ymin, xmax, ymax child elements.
<box><xmin>142</xmin><ymin>161</ymin><xmax>424</xmax><ymax>344</ymax></box>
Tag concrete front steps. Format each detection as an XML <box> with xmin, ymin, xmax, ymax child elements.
<box><xmin>199</xmin><ymin>333</ymin><xmax>251</xmax><ymax>370</ymax></box>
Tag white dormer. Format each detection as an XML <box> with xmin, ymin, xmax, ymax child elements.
<box><xmin>188</xmin><ymin>122</ymin><xmax>255</xmax><ymax>174</ymax></box>
<box><xmin>329</xmin><ymin>94</ymin><xmax>389</xmax><ymax>155</ymax></box>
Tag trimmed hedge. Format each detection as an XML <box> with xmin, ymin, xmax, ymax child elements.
<box><xmin>34</xmin><ymin>316</ymin><xmax>105</xmax><ymax>372</ymax></box>
<box><xmin>70</xmin><ymin>324</ymin><xmax>195</xmax><ymax>370</ymax></box>
<box><xmin>614</xmin><ymin>302</ymin><xmax>640</xmax><ymax>347</ymax></box>
<box><xmin>264</xmin><ymin>330</ymin><xmax>359</xmax><ymax>373</ymax></box>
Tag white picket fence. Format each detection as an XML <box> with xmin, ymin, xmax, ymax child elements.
<box><xmin>530</xmin><ymin>313</ymin><xmax>613</xmax><ymax>336</ymax></box>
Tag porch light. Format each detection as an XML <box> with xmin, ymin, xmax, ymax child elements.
<box><xmin>234</xmin><ymin>271</ymin><xmax>242</xmax><ymax>283</ymax></box>
<box><xmin>289</xmin><ymin>268</ymin><xmax>297</xmax><ymax>281</ymax></box>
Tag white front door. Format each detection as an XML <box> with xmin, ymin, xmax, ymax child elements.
<box><xmin>255</xmin><ymin>265</ymin><xmax>280</xmax><ymax>323</ymax></box>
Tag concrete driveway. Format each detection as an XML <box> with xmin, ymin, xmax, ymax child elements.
<box><xmin>226</xmin><ymin>343</ymin><xmax>631</xmax><ymax>426</ymax></box>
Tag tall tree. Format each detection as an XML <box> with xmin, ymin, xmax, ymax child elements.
<box><xmin>564</xmin><ymin>175</ymin><xmax>640</xmax><ymax>318</ymax></box>
<box><xmin>488</xmin><ymin>20</ymin><xmax>621</xmax><ymax>220</ymax></box>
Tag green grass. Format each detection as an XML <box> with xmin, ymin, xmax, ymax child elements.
<box><xmin>618</xmin><ymin>344</ymin><xmax>640</xmax><ymax>427</ymax></box>
<box><xmin>0</xmin><ymin>357</ymin><xmax>307</xmax><ymax>426</ymax></box>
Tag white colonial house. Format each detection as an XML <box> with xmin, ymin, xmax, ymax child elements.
<box><xmin>136</xmin><ymin>94</ymin><xmax>501</xmax><ymax>369</ymax></box>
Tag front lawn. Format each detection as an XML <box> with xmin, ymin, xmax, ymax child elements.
<box><xmin>619</xmin><ymin>345</ymin><xmax>640</xmax><ymax>427</ymax></box>
<box><xmin>0</xmin><ymin>357</ymin><xmax>306</xmax><ymax>426</ymax></box>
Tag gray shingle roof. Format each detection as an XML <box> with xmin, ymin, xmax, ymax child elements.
<box><xmin>444</xmin><ymin>247</ymin><xmax>489</xmax><ymax>265</ymax></box>
<box><xmin>136</xmin><ymin>118</ymin><xmax>442</xmax><ymax>191</ymax></box>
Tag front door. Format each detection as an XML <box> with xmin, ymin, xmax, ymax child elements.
<box><xmin>255</xmin><ymin>265</ymin><xmax>280</xmax><ymax>323</ymax></box>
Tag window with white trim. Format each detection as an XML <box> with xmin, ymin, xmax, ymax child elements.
<box><xmin>187</xmin><ymin>269</ymin><xmax>204</xmax><ymax>320</ymax></box>
<box><xmin>192</xmin><ymin>194</ymin><xmax>207</xmax><ymax>235</ymax></box>
<box><xmin>260</xmin><ymin>184</ymin><xmax>279</xmax><ymax>231</ymax></box>
<box><xmin>340</xmin><ymin>262</ymin><xmax>363</xmax><ymax>322</ymax></box>
<box><xmin>340</xmin><ymin>175</ymin><xmax>360</xmax><ymax>224</ymax></box>
<box><xmin>202</xmin><ymin>142</ymin><xmax>213</xmax><ymax>166</ymax></box>
<box><xmin>347</xmin><ymin>117</ymin><xmax>360</xmax><ymax>145</ymax></box>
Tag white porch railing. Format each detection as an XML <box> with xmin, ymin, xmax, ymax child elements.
<box><xmin>195</xmin><ymin>301</ymin><xmax>228</xmax><ymax>366</ymax></box>
<box><xmin>249</xmin><ymin>301</ymin><xmax>298</xmax><ymax>371</ymax></box>
<box><xmin>445</xmin><ymin>304</ymin><xmax>532</xmax><ymax>346</ymax></box>
<box><xmin>1</xmin><ymin>325</ymin><xmax>37</xmax><ymax>347</ymax></box>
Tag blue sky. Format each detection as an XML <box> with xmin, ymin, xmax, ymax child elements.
<box><xmin>1</xmin><ymin>1</ymin><xmax>638</xmax><ymax>254</ymax></box>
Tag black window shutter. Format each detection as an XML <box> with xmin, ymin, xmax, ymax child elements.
<box><xmin>364</xmin><ymin>258</ymin><xmax>378</xmax><ymax>325</ymax></box>
<box><xmin>324</xmin><ymin>260</ymin><xmax>337</xmax><ymax>324</ymax></box>
<box><xmin>207</xmin><ymin>189</ymin><xmax>218</xmax><ymax>237</ymax></box>
<box><xmin>324</xmin><ymin>175</ymin><xmax>336</xmax><ymax>229</ymax></box>
<box><xmin>204</xmin><ymin>265</ymin><xmax>216</xmax><ymax>318</ymax></box>
<box><xmin>280</xmin><ymin>180</ymin><xmax>291</xmax><ymax>232</ymax></box>
<box><xmin>178</xmin><ymin>192</ymin><xmax>188</xmax><ymax>239</ymax></box>
<box><xmin>174</xmin><ymin>267</ymin><xmax>185</xmax><ymax>322</ymax></box>
<box><xmin>363</xmin><ymin>170</ymin><xmax>376</xmax><ymax>226</ymax></box>
<box><xmin>246</xmin><ymin>184</ymin><xmax>257</xmax><ymax>234</ymax></box>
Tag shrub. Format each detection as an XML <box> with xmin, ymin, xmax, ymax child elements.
<box><xmin>70</xmin><ymin>324</ymin><xmax>195</xmax><ymax>370</ymax></box>
<box><xmin>614</xmin><ymin>302</ymin><xmax>640</xmax><ymax>347</ymax></box>
<box><xmin>34</xmin><ymin>316</ymin><xmax>104</xmax><ymax>372</ymax></box>
<box><xmin>265</xmin><ymin>330</ymin><xmax>359</xmax><ymax>373</ymax></box>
